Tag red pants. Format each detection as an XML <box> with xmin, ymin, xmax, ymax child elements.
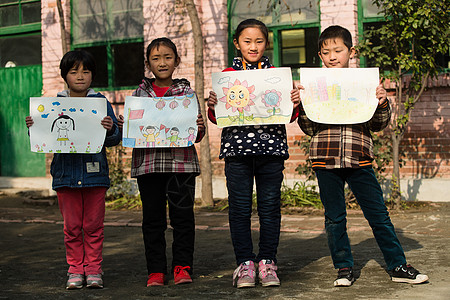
<box><xmin>57</xmin><ymin>187</ymin><xmax>106</xmax><ymax>275</ymax></box>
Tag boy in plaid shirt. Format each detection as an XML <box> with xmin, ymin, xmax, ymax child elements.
<box><xmin>297</xmin><ymin>25</ymin><xmax>428</xmax><ymax>287</ymax></box>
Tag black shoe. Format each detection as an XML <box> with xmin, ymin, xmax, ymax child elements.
<box><xmin>334</xmin><ymin>267</ymin><xmax>355</xmax><ymax>287</ymax></box>
<box><xmin>390</xmin><ymin>264</ymin><xmax>428</xmax><ymax>284</ymax></box>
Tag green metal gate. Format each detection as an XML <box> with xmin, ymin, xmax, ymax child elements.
<box><xmin>0</xmin><ymin>65</ymin><xmax>45</xmax><ymax>176</ymax></box>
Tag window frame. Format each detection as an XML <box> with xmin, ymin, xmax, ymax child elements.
<box><xmin>70</xmin><ymin>0</ymin><xmax>144</xmax><ymax>90</ymax></box>
<box><xmin>0</xmin><ymin>0</ymin><xmax>41</xmax><ymax>36</ymax></box>
<box><xmin>227</xmin><ymin>1</ymin><xmax>321</xmax><ymax>79</ymax></box>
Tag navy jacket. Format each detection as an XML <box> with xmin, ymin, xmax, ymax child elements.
<box><xmin>50</xmin><ymin>89</ymin><xmax>121</xmax><ymax>190</ymax></box>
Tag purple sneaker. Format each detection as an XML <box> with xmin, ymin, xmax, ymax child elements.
<box><xmin>232</xmin><ymin>261</ymin><xmax>256</xmax><ymax>288</ymax></box>
<box><xmin>258</xmin><ymin>259</ymin><xmax>280</xmax><ymax>287</ymax></box>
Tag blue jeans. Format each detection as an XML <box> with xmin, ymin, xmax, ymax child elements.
<box><xmin>315</xmin><ymin>167</ymin><xmax>406</xmax><ymax>270</ymax></box>
<box><xmin>225</xmin><ymin>156</ymin><xmax>284</xmax><ymax>265</ymax></box>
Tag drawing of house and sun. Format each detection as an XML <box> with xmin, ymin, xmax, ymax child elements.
<box><xmin>29</xmin><ymin>97</ymin><xmax>107</xmax><ymax>153</ymax></box>
<box><xmin>212</xmin><ymin>68</ymin><xmax>293</xmax><ymax>128</ymax></box>
<box><xmin>123</xmin><ymin>94</ymin><xmax>199</xmax><ymax>148</ymax></box>
<box><xmin>300</xmin><ymin>68</ymin><xmax>380</xmax><ymax>124</ymax></box>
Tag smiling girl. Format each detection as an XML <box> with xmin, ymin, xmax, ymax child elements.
<box><xmin>207</xmin><ymin>19</ymin><xmax>300</xmax><ymax>288</ymax></box>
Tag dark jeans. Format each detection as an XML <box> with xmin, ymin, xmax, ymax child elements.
<box><xmin>137</xmin><ymin>173</ymin><xmax>196</xmax><ymax>275</ymax></box>
<box><xmin>225</xmin><ymin>156</ymin><xmax>284</xmax><ymax>265</ymax></box>
<box><xmin>315</xmin><ymin>167</ymin><xmax>406</xmax><ymax>270</ymax></box>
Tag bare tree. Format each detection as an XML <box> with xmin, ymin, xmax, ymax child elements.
<box><xmin>56</xmin><ymin>0</ymin><xmax>69</xmax><ymax>54</ymax></box>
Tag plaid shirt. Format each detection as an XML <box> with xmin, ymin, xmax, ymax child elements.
<box><xmin>297</xmin><ymin>100</ymin><xmax>391</xmax><ymax>169</ymax></box>
<box><xmin>130</xmin><ymin>78</ymin><xmax>202</xmax><ymax>177</ymax></box>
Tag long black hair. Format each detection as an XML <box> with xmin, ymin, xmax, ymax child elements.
<box><xmin>51</xmin><ymin>115</ymin><xmax>75</xmax><ymax>132</ymax></box>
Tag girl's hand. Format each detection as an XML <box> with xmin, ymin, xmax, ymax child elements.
<box><xmin>290</xmin><ymin>86</ymin><xmax>301</xmax><ymax>109</ymax></box>
<box><xmin>117</xmin><ymin>114</ymin><xmax>124</xmax><ymax>132</ymax></box>
<box><xmin>25</xmin><ymin>116</ymin><xmax>34</xmax><ymax>128</ymax></box>
<box><xmin>196</xmin><ymin>113</ymin><xmax>205</xmax><ymax>133</ymax></box>
<box><xmin>101</xmin><ymin>116</ymin><xmax>114</xmax><ymax>133</ymax></box>
<box><xmin>207</xmin><ymin>91</ymin><xmax>218</xmax><ymax>111</ymax></box>
<box><xmin>376</xmin><ymin>83</ymin><xmax>387</xmax><ymax>105</ymax></box>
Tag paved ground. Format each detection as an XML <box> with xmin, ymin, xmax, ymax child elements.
<box><xmin>0</xmin><ymin>189</ymin><xmax>449</xmax><ymax>300</ymax></box>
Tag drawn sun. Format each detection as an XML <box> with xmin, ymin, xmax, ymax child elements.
<box><xmin>37</xmin><ymin>104</ymin><xmax>45</xmax><ymax>112</ymax></box>
<box><xmin>219</xmin><ymin>79</ymin><xmax>256</xmax><ymax>112</ymax></box>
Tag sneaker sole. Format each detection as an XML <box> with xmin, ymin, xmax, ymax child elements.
<box><xmin>236</xmin><ymin>282</ymin><xmax>256</xmax><ymax>288</ymax></box>
<box><xmin>66</xmin><ymin>284</ymin><xmax>83</xmax><ymax>290</ymax></box>
<box><xmin>391</xmin><ymin>274</ymin><xmax>429</xmax><ymax>284</ymax></box>
<box><xmin>261</xmin><ymin>281</ymin><xmax>280</xmax><ymax>287</ymax></box>
<box><xmin>334</xmin><ymin>278</ymin><xmax>354</xmax><ymax>287</ymax></box>
<box><xmin>147</xmin><ymin>282</ymin><xmax>165</xmax><ymax>287</ymax></box>
<box><xmin>174</xmin><ymin>278</ymin><xmax>193</xmax><ymax>285</ymax></box>
<box><xmin>86</xmin><ymin>283</ymin><xmax>103</xmax><ymax>289</ymax></box>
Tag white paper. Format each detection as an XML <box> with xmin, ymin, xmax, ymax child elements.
<box><xmin>300</xmin><ymin>68</ymin><xmax>380</xmax><ymax>124</ymax></box>
<box><xmin>122</xmin><ymin>94</ymin><xmax>199</xmax><ymax>148</ymax></box>
<box><xmin>29</xmin><ymin>97</ymin><xmax>107</xmax><ymax>153</ymax></box>
<box><xmin>212</xmin><ymin>68</ymin><xmax>294</xmax><ymax>128</ymax></box>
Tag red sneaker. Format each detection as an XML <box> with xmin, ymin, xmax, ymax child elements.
<box><xmin>147</xmin><ymin>273</ymin><xmax>165</xmax><ymax>286</ymax></box>
<box><xmin>174</xmin><ymin>266</ymin><xmax>192</xmax><ymax>285</ymax></box>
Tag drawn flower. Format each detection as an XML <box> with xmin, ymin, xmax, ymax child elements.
<box><xmin>262</xmin><ymin>89</ymin><xmax>282</xmax><ymax>107</ymax></box>
<box><xmin>169</xmin><ymin>100</ymin><xmax>178</xmax><ymax>110</ymax></box>
<box><xmin>155</xmin><ymin>99</ymin><xmax>165</xmax><ymax>110</ymax></box>
<box><xmin>219</xmin><ymin>79</ymin><xmax>256</xmax><ymax>112</ymax></box>
<box><xmin>183</xmin><ymin>98</ymin><xmax>191</xmax><ymax>108</ymax></box>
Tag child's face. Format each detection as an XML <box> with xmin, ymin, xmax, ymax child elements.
<box><xmin>66</xmin><ymin>63</ymin><xmax>92</xmax><ymax>96</ymax></box>
<box><xmin>318</xmin><ymin>38</ymin><xmax>355</xmax><ymax>68</ymax></box>
<box><xmin>234</xmin><ymin>27</ymin><xmax>268</xmax><ymax>64</ymax></box>
<box><xmin>57</xmin><ymin>119</ymin><xmax>70</xmax><ymax>129</ymax></box>
<box><xmin>146</xmin><ymin>45</ymin><xmax>179</xmax><ymax>84</ymax></box>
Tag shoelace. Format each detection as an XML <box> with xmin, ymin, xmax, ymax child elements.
<box><xmin>174</xmin><ymin>266</ymin><xmax>190</xmax><ymax>274</ymax></box>
<box><xmin>396</xmin><ymin>264</ymin><xmax>418</xmax><ymax>276</ymax></box>
<box><xmin>260</xmin><ymin>264</ymin><xmax>277</xmax><ymax>277</ymax></box>
<box><xmin>235</xmin><ymin>264</ymin><xmax>254</xmax><ymax>279</ymax></box>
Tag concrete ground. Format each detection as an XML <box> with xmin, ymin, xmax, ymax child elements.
<box><xmin>0</xmin><ymin>189</ymin><xmax>449</xmax><ymax>300</ymax></box>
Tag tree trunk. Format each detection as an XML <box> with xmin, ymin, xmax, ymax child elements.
<box><xmin>184</xmin><ymin>0</ymin><xmax>214</xmax><ymax>207</ymax></box>
<box><xmin>391</xmin><ymin>133</ymin><xmax>402</xmax><ymax>206</ymax></box>
<box><xmin>56</xmin><ymin>0</ymin><xmax>68</xmax><ymax>54</ymax></box>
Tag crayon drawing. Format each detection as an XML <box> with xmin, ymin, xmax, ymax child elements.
<box><xmin>212</xmin><ymin>68</ymin><xmax>293</xmax><ymax>128</ymax></box>
<box><xmin>300</xmin><ymin>68</ymin><xmax>380</xmax><ymax>124</ymax></box>
<box><xmin>29</xmin><ymin>97</ymin><xmax>107</xmax><ymax>153</ymax></box>
<box><xmin>122</xmin><ymin>94</ymin><xmax>198</xmax><ymax>148</ymax></box>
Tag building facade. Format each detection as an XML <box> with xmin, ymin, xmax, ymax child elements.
<box><xmin>1</xmin><ymin>0</ymin><xmax>449</xmax><ymax>200</ymax></box>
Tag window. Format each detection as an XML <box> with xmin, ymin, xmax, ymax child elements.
<box><xmin>228</xmin><ymin>0</ymin><xmax>320</xmax><ymax>79</ymax></box>
<box><xmin>71</xmin><ymin>0</ymin><xmax>144</xmax><ymax>89</ymax></box>
<box><xmin>0</xmin><ymin>0</ymin><xmax>41</xmax><ymax>67</ymax></box>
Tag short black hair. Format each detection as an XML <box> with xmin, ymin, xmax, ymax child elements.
<box><xmin>59</xmin><ymin>50</ymin><xmax>96</xmax><ymax>82</ymax></box>
<box><xmin>318</xmin><ymin>25</ymin><xmax>353</xmax><ymax>51</ymax></box>
<box><xmin>146</xmin><ymin>37</ymin><xmax>179</xmax><ymax>62</ymax></box>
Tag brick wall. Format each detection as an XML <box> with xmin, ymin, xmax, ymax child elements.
<box><xmin>39</xmin><ymin>0</ymin><xmax>450</xmax><ymax>181</ymax></box>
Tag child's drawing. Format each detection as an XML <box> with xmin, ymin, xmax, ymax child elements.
<box><xmin>29</xmin><ymin>97</ymin><xmax>107</xmax><ymax>153</ymax></box>
<box><xmin>51</xmin><ymin>114</ymin><xmax>75</xmax><ymax>146</ymax></box>
<box><xmin>122</xmin><ymin>94</ymin><xmax>199</xmax><ymax>148</ymax></box>
<box><xmin>300</xmin><ymin>68</ymin><xmax>380</xmax><ymax>124</ymax></box>
<box><xmin>212</xmin><ymin>68</ymin><xmax>293</xmax><ymax>128</ymax></box>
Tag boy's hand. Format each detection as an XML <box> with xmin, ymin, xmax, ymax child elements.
<box><xmin>101</xmin><ymin>116</ymin><xmax>114</xmax><ymax>133</ymax></box>
<box><xmin>376</xmin><ymin>83</ymin><xmax>387</xmax><ymax>105</ymax></box>
<box><xmin>25</xmin><ymin>116</ymin><xmax>34</xmax><ymax>128</ymax></box>
<box><xmin>207</xmin><ymin>91</ymin><xmax>218</xmax><ymax>111</ymax></box>
<box><xmin>196</xmin><ymin>113</ymin><xmax>205</xmax><ymax>133</ymax></box>
<box><xmin>117</xmin><ymin>114</ymin><xmax>124</xmax><ymax>132</ymax></box>
<box><xmin>290</xmin><ymin>84</ymin><xmax>302</xmax><ymax>109</ymax></box>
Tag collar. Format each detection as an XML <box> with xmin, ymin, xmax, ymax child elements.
<box><xmin>231</xmin><ymin>56</ymin><xmax>272</xmax><ymax>70</ymax></box>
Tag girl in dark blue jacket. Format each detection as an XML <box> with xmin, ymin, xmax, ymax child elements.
<box><xmin>26</xmin><ymin>50</ymin><xmax>120</xmax><ymax>290</ymax></box>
